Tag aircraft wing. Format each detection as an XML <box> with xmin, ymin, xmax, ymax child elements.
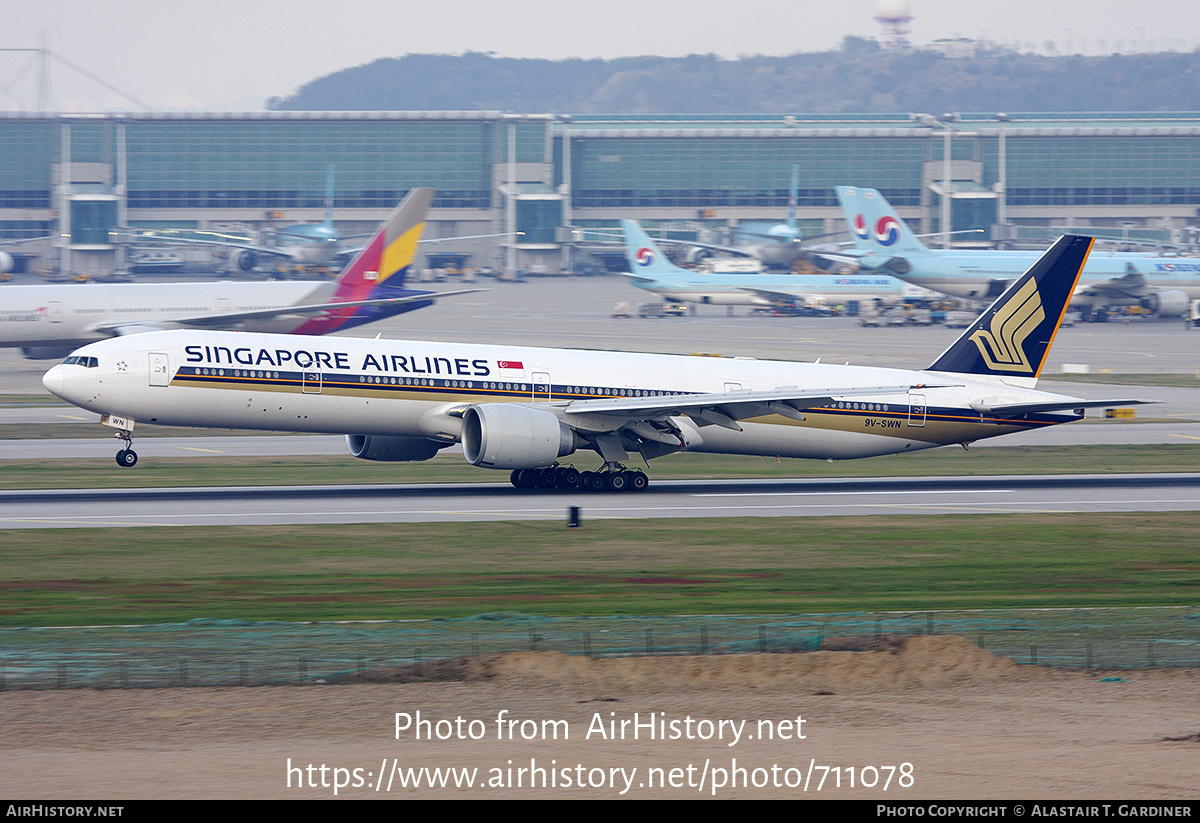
<box><xmin>739</xmin><ymin>286</ymin><xmax>803</xmax><ymax>303</ymax></box>
<box><xmin>969</xmin><ymin>397</ymin><xmax>1160</xmax><ymax>417</ymax></box>
<box><xmin>1072</xmin><ymin>271</ymin><xmax>1148</xmax><ymax>300</ymax></box>
<box><xmin>635</xmin><ymin>236</ymin><xmax>754</xmax><ymax>258</ymax></box>
<box><xmin>126</xmin><ymin>233</ymin><xmax>294</xmax><ymax>259</ymax></box>
<box><xmin>93</xmin><ymin>289</ymin><xmax>485</xmax><ymax>335</ymax></box>
<box><xmin>1</xmin><ymin>235</ymin><xmax>56</xmax><ymax>247</ymax></box>
<box><xmin>331</xmin><ymin>232</ymin><xmax>517</xmax><ymax>267</ymax></box>
<box><xmin>562</xmin><ymin>382</ymin><xmax>947</xmax><ymax>430</ymax></box>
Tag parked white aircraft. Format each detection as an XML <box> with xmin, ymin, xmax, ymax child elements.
<box><xmin>0</xmin><ymin>189</ymin><xmax>473</xmax><ymax>359</ymax></box>
<box><xmin>127</xmin><ymin>166</ymin><xmax>358</xmax><ymax>272</ymax></box>
<box><xmin>622</xmin><ymin>219</ymin><xmax>905</xmax><ymax>309</ymax></box>
<box><xmin>836</xmin><ymin>186</ymin><xmax>1200</xmax><ymax>318</ymax></box>
<box><xmin>43</xmin><ymin>235</ymin><xmax>1152</xmax><ymax>482</ymax></box>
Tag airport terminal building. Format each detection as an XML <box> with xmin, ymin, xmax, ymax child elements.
<box><xmin>2</xmin><ymin>110</ymin><xmax>1200</xmax><ymax>275</ymax></box>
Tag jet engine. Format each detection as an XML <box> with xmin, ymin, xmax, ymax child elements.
<box><xmin>345</xmin><ymin>434</ymin><xmax>445</xmax><ymax>462</ymax></box>
<box><xmin>461</xmin><ymin>404</ymin><xmax>578</xmax><ymax>469</ymax></box>
<box><xmin>0</xmin><ymin>251</ymin><xmax>13</xmax><ymax>273</ymax></box>
<box><xmin>230</xmin><ymin>249</ymin><xmax>258</xmax><ymax>272</ymax></box>
<box><xmin>1140</xmin><ymin>290</ymin><xmax>1190</xmax><ymax>317</ymax></box>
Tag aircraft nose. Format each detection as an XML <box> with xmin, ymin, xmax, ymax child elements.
<box><xmin>42</xmin><ymin>364</ymin><xmax>65</xmax><ymax>399</ymax></box>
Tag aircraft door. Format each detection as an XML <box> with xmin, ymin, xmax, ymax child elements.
<box><xmin>532</xmin><ymin>372</ymin><xmax>551</xmax><ymax>402</ymax></box>
<box><xmin>302</xmin><ymin>371</ymin><xmax>322</xmax><ymax>394</ymax></box>
<box><xmin>148</xmin><ymin>352</ymin><xmax>171</xmax><ymax>387</ymax></box>
<box><xmin>45</xmin><ymin>301</ymin><xmax>64</xmax><ymax>323</ymax></box>
<box><xmin>907</xmin><ymin>392</ymin><xmax>927</xmax><ymax>427</ymax></box>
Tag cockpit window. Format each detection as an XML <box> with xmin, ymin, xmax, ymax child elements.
<box><xmin>63</xmin><ymin>356</ymin><xmax>78</xmax><ymax>365</ymax></box>
<box><xmin>62</xmin><ymin>356</ymin><xmax>98</xmax><ymax>368</ymax></box>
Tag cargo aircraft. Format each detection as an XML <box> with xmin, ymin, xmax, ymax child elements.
<box><xmin>43</xmin><ymin>235</ymin><xmax>1152</xmax><ymax>485</ymax></box>
<box><xmin>835</xmin><ymin>186</ymin><xmax>1200</xmax><ymax>318</ymax></box>
<box><xmin>622</xmin><ymin>219</ymin><xmax>905</xmax><ymax>309</ymax></box>
<box><xmin>0</xmin><ymin>189</ymin><xmax>477</xmax><ymax>359</ymax></box>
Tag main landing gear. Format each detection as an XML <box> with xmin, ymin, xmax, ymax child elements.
<box><xmin>114</xmin><ymin>430</ymin><xmax>138</xmax><ymax>468</ymax></box>
<box><xmin>509</xmin><ymin>464</ymin><xmax>649</xmax><ymax>492</ymax></box>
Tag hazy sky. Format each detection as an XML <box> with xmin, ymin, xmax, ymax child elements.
<box><xmin>3</xmin><ymin>0</ymin><xmax>1199</xmax><ymax>111</ymax></box>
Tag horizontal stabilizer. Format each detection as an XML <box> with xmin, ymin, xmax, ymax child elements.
<box><xmin>969</xmin><ymin>397</ymin><xmax>1160</xmax><ymax>417</ymax></box>
<box><xmin>96</xmin><ymin>288</ymin><xmax>484</xmax><ymax>334</ymax></box>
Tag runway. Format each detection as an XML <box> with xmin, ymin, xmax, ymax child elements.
<box><xmin>2</xmin><ymin>473</ymin><xmax>1197</xmax><ymax>529</ymax></box>
<box><xmin>1</xmin><ymin>418</ymin><xmax>1198</xmax><ymax>461</ymax></box>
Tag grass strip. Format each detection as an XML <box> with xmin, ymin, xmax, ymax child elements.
<box><xmin>0</xmin><ymin>444</ymin><xmax>1196</xmax><ymax>489</ymax></box>
<box><xmin>0</xmin><ymin>513</ymin><xmax>1196</xmax><ymax>626</ymax></box>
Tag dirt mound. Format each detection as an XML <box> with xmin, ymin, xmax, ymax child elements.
<box><xmin>333</xmin><ymin>634</ymin><xmax>1016</xmax><ymax>693</ymax></box>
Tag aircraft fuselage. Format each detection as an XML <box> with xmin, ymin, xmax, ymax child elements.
<box><xmin>0</xmin><ymin>281</ymin><xmax>331</xmax><ymax>352</ymax></box>
<box><xmin>43</xmin><ymin>329</ymin><xmax>1083</xmax><ymax>464</ymax></box>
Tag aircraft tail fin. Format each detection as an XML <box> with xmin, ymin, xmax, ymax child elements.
<box><xmin>835</xmin><ymin>186</ymin><xmax>930</xmax><ymax>256</ymax></box>
<box><xmin>322</xmin><ymin>165</ymin><xmax>336</xmax><ymax>230</ymax></box>
<box><xmin>330</xmin><ymin>188</ymin><xmax>434</xmax><ymax>302</ymax></box>
<box><xmin>927</xmin><ymin>235</ymin><xmax>1093</xmax><ymax>379</ymax></box>
<box><xmin>786</xmin><ymin>164</ymin><xmax>799</xmax><ymax>232</ymax></box>
<box><xmin>621</xmin><ymin>220</ymin><xmax>688</xmax><ymax>279</ymax></box>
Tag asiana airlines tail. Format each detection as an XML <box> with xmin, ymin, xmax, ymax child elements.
<box><xmin>43</xmin><ymin>235</ymin><xmax>1154</xmax><ymax>489</ymax></box>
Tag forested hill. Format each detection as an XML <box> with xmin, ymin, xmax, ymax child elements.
<box><xmin>267</xmin><ymin>42</ymin><xmax>1200</xmax><ymax>113</ymax></box>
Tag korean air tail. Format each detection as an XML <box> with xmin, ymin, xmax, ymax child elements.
<box><xmin>621</xmin><ymin>219</ymin><xmax>690</xmax><ymax>280</ymax></box>
<box><xmin>928</xmin><ymin>234</ymin><xmax>1093</xmax><ymax>380</ymax></box>
<box><xmin>835</xmin><ymin>186</ymin><xmax>932</xmax><ymax>256</ymax></box>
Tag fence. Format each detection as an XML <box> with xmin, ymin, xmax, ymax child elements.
<box><xmin>1</xmin><ymin>607</ymin><xmax>1196</xmax><ymax>690</ymax></box>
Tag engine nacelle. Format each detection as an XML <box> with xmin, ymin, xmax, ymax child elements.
<box><xmin>230</xmin><ymin>248</ymin><xmax>258</xmax><ymax>272</ymax></box>
<box><xmin>1141</xmin><ymin>290</ymin><xmax>1190</xmax><ymax>317</ymax></box>
<box><xmin>345</xmin><ymin>434</ymin><xmax>445</xmax><ymax>462</ymax></box>
<box><xmin>461</xmin><ymin>404</ymin><xmax>577</xmax><ymax>469</ymax></box>
<box><xmin>0</xmin><ymin>251</ymin><xmax>13</xmax><ymax>273</ymax></box>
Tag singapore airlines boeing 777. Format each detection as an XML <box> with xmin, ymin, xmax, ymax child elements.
<box><xmin>43</xmin><ymin>235</ymin><xmax>1152</xmax><ymax>485</ymax></box>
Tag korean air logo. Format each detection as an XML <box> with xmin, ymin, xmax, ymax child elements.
<box><xmin>852</xmin><ymin>214</ymin><xmax>870</xmax><ymax>240</ymax></box>
<box><xmin>873</xmin><ymin>216</ymin><xmax>902</xmax><ymax>246</ymax></box>
<box><xmin>635</xmin><ymin>247</ymin><xmax>657</xmax><ymax>267</ymax></box>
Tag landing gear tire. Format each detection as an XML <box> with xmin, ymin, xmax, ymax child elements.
<box><xmin>628</xmin><ymin>470</ymin><xmax>649</xmax><ymax>491</ymax></box>
<box><xmin>511</xmin><ymin>468</ymin><xmax>541</xmax><ymax>489</ymax></box>
<box><xmin>606</xmin><ymin>471</ymin><xmax>629</xmax><ymax>492</ymax></box>
<box><xmin>583</xmin><ymin>471</ymin><xmax>607</xmax><ymax>492</ymax></box>
<box><xmin>115</xmin><ymin>448</ymin><xmax>138</xmax><ymax>468</ymax></box>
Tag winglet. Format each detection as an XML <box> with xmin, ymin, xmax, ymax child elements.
<box><xmin>927</xmin><ymin>235</ymin><xmax>1094</xmax><ymax>379</ymax></box>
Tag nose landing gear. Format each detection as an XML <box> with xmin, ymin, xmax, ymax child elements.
<box><xmin>114</xmin><ymin>430</ymin><xmax>138</xmax><ymax>468</ymax></box>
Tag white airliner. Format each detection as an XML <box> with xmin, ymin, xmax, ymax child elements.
<box><xmin>43</xmin><ymin>235</ymin><xmax>1152</xmax><ymax>482</ymax></box>
<box><xmin>622</xmin><ymin>219</ymin><xmax>905</xmax><ymax>309</ymax></box>
<box><xmin>0</xmin><ymin>189</ymin><xmax>474</xmax><ymax>359</ymax></box>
